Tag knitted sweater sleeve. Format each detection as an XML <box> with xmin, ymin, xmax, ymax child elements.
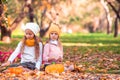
<box><xmin>8</xmin><ymin>42</ymin><xmax>22</xmax><ymax>63</ymax></box>
<box><xmin>35</xmin><ymin>42</ymin><xmax>43</xmax><ymax>70</ymax></box>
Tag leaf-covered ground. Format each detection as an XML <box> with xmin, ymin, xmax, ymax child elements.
<box><xmin>0</xmin><ymin>49</ymin><xmax>120</xmax><ymax>80</ymax></box>
<box><xmin>0</xmin><ymin>70</ymin><xmax>120</xmax><ymax>80</ymax></box>
<box><xmin>63</xmin><ymin>46</ymin><xmax>120</xmax><ymax>72</ymax></box>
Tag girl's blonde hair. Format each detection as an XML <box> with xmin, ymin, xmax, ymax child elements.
<box><xmin>20</xmin><ymin>35</ymin><xmax>42</xmax><ymax>60</ymax></box>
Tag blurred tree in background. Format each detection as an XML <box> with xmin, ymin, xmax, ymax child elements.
<box><xmin>106</xmin><ymin>0</ymin><xmax>120</xmax><ymax>37</ymax></box>
<box><xmin>101</xmin><ymin>0</ymin><xmax>120</xmax><ymax>37</ymax></box>
<box><xmin>0</xmin><ymin>0</ymin><xmax>120</xmax><ymax>43</ymax></box>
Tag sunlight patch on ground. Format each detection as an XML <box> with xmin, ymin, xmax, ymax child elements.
<box><xmin>63</xmin><ymin>43</ymin><xmax>119</xmax><ymax>46</ymax></box>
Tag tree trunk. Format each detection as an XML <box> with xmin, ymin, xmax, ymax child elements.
<box><xmin>101</xmin><ymin>0</ymin><xmax>112</xmax><ymax>34</ymax></box>
<box><xmin>40</xmin><ymin>21</ymin><xmax>51</xmax><ymax>37</ymax></box>
<box><xmin>0</xmin><ymin>2</ymin><xmax>3</xmax><ymax>16</ymax></box>
<box><xmin>1</xmin><ymin>26</ymin><xmax>11</xmax><ymax>43</ymax></box>
<box><xmin>114</xmin><ymin>4</ymin><xmax>120</xmax><ymax>37</ymax></box>
<box><xmin>107</xmin><ymin>1</ymin><xmax>120</xmax><ymax>37</ymax></box>
<box><xmin>28</xmin><ymin>5</ymin><xmax>34</xmax><ymax>22</ymax></box>
<box><xmin>40</xmin><ymin>8</ymin><xmax>47</xmax><ymax>37</ymax></box>
<box><xmin>28</xmin><ymin>0</ymin><xmax>34</xmax><ymax>22</ymax></box>
<box><xmin>114</xmin><ymin>17</ymin><xmax>119</xmax><ymax>37</ymax></box>
<box><xmin>0</xmin><ymin>1</ymin><xmax>11</xmax><ymax>43</ymax></box>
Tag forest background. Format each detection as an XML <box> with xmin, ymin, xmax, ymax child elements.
<box><xmin>0</xmin><ymin>0</ymin><xmax>120</xmax><ymax>79</ymax></box>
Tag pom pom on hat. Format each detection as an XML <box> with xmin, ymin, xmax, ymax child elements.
<box><xmin>48</xmin><ymin>23</ymin><xmax>61</xmax><ymax>36</ymax></box>
<box><xmin>22</xmin><ymin>22</ymin><xmax>40</xmax><ymax>35</ymax></box>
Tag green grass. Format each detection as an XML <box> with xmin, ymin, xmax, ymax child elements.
<box><xmin>61</xmin><ymin>33</ymin><xmax>120</xmax><ymax>54</ymax></box>
<box><xmin>0</xmin><ymin>33</ymin><xmax>120</xmax><ymax>54</ymax></box>
<box><xmin>61</xmin><ymin>33</ymin><xmax>120</xmax><ymax>44</ymax></box>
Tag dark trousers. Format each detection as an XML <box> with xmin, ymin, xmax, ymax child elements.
<box><xmin>9</xmin><ymin>62</ymin><xmax>36</xmax><ymax>70</ymax></box>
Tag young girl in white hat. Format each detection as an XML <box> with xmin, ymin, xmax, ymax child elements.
<box><xmin>2</xmin><ymin>22</ymin><xmax>43</xmax><ymax>70</ymax></box>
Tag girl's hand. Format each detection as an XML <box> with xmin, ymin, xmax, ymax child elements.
<box><xmin>57</xmin><ymin>57</ymin><xmax>62</xmax><ymax>62</ymax></box>
<box><xmin>55</xmin><ymin>57</ymin><xmax>62</xmax><ymax>63</ymax></box>
<box><xmin>1</xmin><ymin>61</ymin><xmax>11</xmax><ymax>67</ymax></box>
<box><xmin>48</xmin><ymin>58</ymin><xmax>56</xmax><ymax>62</ymax></box>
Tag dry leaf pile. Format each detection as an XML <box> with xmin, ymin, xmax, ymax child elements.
<box><xmin>0</xmin><ymin>48</ymin><xmax>120</xmax><ymax>80</ymax></box>
<box><xmin>0</xmin><ymin>70</ymin><xmax>120</xmax><ymax>80</ymax></box>
<box><xmin>64</xmin><ymin>48</ymin><xmax>120</xmax><ymax>73</ymax></box>
<box><xmin>0</xmin><ymin>67</ymin><xmax>120</xmax><ymax>80</ymax></box>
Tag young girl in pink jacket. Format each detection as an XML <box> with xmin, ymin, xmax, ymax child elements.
<box><xmin>43</xmin><ymin>23</ymin><xmax>63</xmax><ymax>68</ymax></box>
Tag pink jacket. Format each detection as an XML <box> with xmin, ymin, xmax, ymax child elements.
<box><xmin>43</xmin><ymin>43</ymin><xmax>63</xmax><ymax>64</ymax></box>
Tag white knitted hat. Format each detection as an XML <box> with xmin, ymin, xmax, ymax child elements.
<box><xmin>22</xmin><ymin>22</ymin><xmax>40</xmax><ymax>35</ymax></box>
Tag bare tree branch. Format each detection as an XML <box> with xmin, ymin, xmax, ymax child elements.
<box><xmin>107</xmin><ymin>2</ymin><xmax>120</xmax><ymax>19</ymax></box>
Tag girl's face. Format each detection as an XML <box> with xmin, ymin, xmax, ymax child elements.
<box><xmin>25</xmin><ymin>29</ymin><xmax>34</xmax><ymax>39</ymax></box>
<box><xmin>50</xmin><ymin>32</ymin><xmax>59</xmax><ymax>40</ymax></box>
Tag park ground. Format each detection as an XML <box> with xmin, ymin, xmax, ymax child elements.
<box><xmin>0</xmin><ymin>33</ymin><xmax>120</xmax><ymax>79</ymax></box>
